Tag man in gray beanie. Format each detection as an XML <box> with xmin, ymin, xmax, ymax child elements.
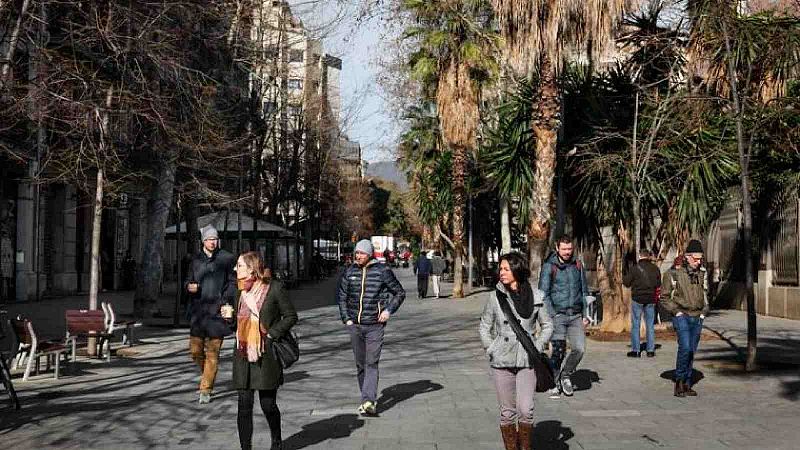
<box><xmin>336</xmin><ymin>239</ymin><xmax>405</xmax><ymax>415</ymax></box>
<box><xmin>186</xmin><ymin>224</ymin><xmax>236</xmax><ymax>404</ymax></box>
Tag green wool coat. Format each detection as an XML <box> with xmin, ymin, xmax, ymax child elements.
<box><xmin>232</xmin><ymin>280</ymin><xmax>298</xmax><ymax>390</ymax></box>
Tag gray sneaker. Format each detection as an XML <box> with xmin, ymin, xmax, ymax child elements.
<box><xmin>199</xmin><ymin>392</ymin><xmax>211</xmax><ymax>404</ymax></box>
<box><xmin>561</xmin><ymin>376</ymin><xmax>574</xmax><ymax>396</ymax></box>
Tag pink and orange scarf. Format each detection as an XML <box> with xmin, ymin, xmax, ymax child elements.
<box><xmin>237</xmin><ymin>280</ymin><xmax>270</xmax><ymax>362</ymax></box>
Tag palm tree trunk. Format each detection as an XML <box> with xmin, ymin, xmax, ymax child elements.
<box><xmin>500</xmin><ymin>197</ymin><xmax>511</xmax><ymax>254</ymax></box>
<box><xmin>529</xmin><ymin>56</ymin><xmax>560</xmax><ymax>284</ymax></box>
<box><xmin>451</xmin><ymin>144</ymin><xmax>466</xmax><ymax>298</ymax></box>
<box><xmin>600</xmin><ymin>227</ymin><xmax>632</xmax><ymax>333</ymax></box>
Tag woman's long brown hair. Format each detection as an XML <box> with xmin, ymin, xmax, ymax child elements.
<box><xmin>239</xmin><ymin>251</ymin><xmax>272</xmax><ymax>284</ymax></box>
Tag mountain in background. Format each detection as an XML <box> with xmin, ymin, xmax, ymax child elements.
<box><xmin>365</xmin><ymin>160</ymin><xmax>408</xmax><ymax>191</ymax></box>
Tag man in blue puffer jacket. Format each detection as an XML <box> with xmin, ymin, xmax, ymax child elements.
<box><xmin>336</xmin><ymin>239</ymin><xmax>405</xmax><ymax>416</ymax></box>
<box><xmin>538</xmin><ymin>234</ymin><xmax>590</xmax><ymax>398</ymax></box>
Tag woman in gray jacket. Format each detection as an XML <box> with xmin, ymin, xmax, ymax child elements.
<box><xmin>480</xmin><ymin>252</ymin><xmax>554</xmax><ymax>450</ymax></box>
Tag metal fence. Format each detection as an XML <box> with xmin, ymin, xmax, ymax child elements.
<box><xmin>772</xmin><ymin>197</ymin><xmax>799</xmax><ymax>286</ymax></box>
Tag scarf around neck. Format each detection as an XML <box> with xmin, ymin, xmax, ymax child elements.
<box><xmin>508</xmin><ymin>281</ymin><xmax>534</xmax><ymax>319</ymax></box>
<box><xmin>237</xmin><ymin>280</ymin><xmax>270</xmax><ymax>362</ymax></box>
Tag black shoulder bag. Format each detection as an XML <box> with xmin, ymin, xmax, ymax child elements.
<box><xmin>270</xmin><ymin>330</ymin><xmax>299</xmax><ymax>369</ymax></box>
<box><xmin>495</xmin><ymin>289</ymin><xmax>556</xmax><ymax>393</ymax></box>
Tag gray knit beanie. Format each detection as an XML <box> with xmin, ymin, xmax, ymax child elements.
<box><xmin>354</xmin><ymin>239</ymin><xmax>373</xmax><ymax>256</ymax></box>
<box><xmin>201</xmin><ymin>225</ymin><xmax>219</xmax><ymax>241</ymax></box>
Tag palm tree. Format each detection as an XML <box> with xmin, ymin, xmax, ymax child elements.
<box><xmin>404</xmin><ymin>0</ymin><xmax>497</xmax><ymax>297</ymax></box>
<box><xmin>490</xmin><ymin>0</ymin><xmax>626</xmax><ymax>281</ymax></box>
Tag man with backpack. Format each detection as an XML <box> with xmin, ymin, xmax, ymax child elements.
<box><xmin>661</xmin><ymin>240</ymin><xmax>709</xmax><ymax>397</ymax></box>
<box><xmin>539</xmin><ymin>235</ymin><xmax>590</xmax><ymax>398</ymax></box>
<box><xmin>623</xmin><ymin>249</ymin><xmax>661</xmax><ymax>357</ymax></box>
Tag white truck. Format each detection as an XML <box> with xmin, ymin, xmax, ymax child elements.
<box><xmin>370</xmin><ymin>235</ymin><xmax>395</xmax><ymax>265</ymax></box>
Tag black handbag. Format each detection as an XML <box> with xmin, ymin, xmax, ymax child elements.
<box><xmin>270</xmin><ymin>330</ymin><xmax>300</xmax><ymax>369</ymax></box>
<box><xmin>495</xmin><ymin>289</ymin><xmax>556</xmax><ymax>393</ymax></box>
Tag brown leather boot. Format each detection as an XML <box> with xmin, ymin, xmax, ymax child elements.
<box><xmin>500</xmin><ymin>424</ymin><xmax>518</xmax><ymax>450</ymax></box>
<box><xmin>518</xmin><ymin>422</ymin><xmax>534</xmax><ymax>450</ymax></box>
<box><xmin>684</xmin><ymin>381</ymin><xmax>698</xmax><ymax>396</ymax></box>
<box><xmin>674</xmin><ymin>380</ymin><xmax>686</xmax><ymax>397</ymax></box>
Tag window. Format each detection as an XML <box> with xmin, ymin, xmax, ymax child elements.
<box><xmin>289</xmin><ymin>49</ymin><xmax>304</xmax><ymax>63</ymax></box>
<box><xmin>287</xmin><ymin>105</ymin><xmax>301</xmax><ymax>117</ymax></box>
<box><xmin>287</xmin><ymin>78</ymin><xmax>303</xmax><ymax>90</ymax></box>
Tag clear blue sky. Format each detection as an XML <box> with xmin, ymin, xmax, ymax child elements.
<box><xmin>291</xmin><ymin>1</ymin><xmax>399</xmax><ymax>163</ymax></box>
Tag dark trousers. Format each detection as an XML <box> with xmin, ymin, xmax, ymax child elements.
<box><xmin>417</xmin><ymin>274</ymin><xmax>429</xmax><ymax>298</ymax></box>
<box><xmin>347</xmin><ymin>323</ymin><xmax>385</xmax><ymax>402</ymax></box>
<box><xmin>237</xmin><ymin>389</ymin><xmax>281</xmax><ymax>449</ymax></box>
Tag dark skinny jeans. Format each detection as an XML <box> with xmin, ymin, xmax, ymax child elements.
<box><xmin>237</xmin><ymin>389</ymin><xmax>281</xmax><ymax>449</ymax></box>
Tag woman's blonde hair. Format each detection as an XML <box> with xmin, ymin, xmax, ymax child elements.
<box><xmin>239</xmin><ymin>251</ymin><xmax>272</xmax><ymax>283</ymax></box>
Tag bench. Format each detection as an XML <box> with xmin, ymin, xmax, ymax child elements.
<box><xmin>11</xmin><ymin>316</ymin><xmax>69</xmax><ymax>381</ymax></box>
<box><xmin>101</xmin><ymin>302</ymin><xmax>142</xmax><ymax>346</ymax></box>
<box><xmin>65</xmin><ymin>310</ymin><xmax>114</xmax><ymax>362</ymax></box>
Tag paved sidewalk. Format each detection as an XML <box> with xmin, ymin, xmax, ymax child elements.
<box><xmin>1</xmin><ymin>267</ymin><xmax>799</xmax><ymax>449</ymax></box>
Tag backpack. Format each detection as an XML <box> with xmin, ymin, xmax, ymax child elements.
<box><xmin>550</xmin><ymin>258</ymin><xmax>582</xmax><ymax>280</ymax></box>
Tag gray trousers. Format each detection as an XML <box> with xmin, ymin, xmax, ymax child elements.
<box><xmin>347</xmin><ymin>323</ymin><xmax>385</xmax><ymax>402</ymax></box>
<box><xmin>550</xmin><ymin>313</ymin><xmax>586</xmax><ymax>378</ymax></box>
<box><xmin>491</xmin><ymin>367</ymin><xmax>537</xmax><ymax>425</ymax></box>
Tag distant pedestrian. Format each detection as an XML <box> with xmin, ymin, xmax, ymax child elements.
<box><xmin>480</xmin><ymin>252</ymin><xmax>553</xmax><ymax>450</ymax></box>
<box><xmin>413</xmin><ymin>250</ymin><xmax>432</xmax><ymax>299</ymax></box>
<box><xmin>623</xmin><ymin>249</ymin><xmax>661</xmax><ymax>357</ymax></box>
<box><xmin>336</xmin><ymin>239</ymin><xmax>406</xmax><ymax>415</ymax></box>
<box><xmin>232</xmin><ymin>251</ymin><xmax>297</xmax><ymax>450</ymax></box>
<box><xmin>430</xmin><ymin>251</ymin><xmax>446</xmax><ymax>298</ymax></box>
<box><xmin>539</xmin><ymin>235</ymin><xmax>590</xmax><ymax>398</ymax></box>
<box><xmin>185</xmin><ymin>225</ymin><xmax>236</xmax><ymax>404</ymax></box>
<box><xmin>661</xmin><ymin>240</ymin><xmax>709</xmax><ymax>397</ymax></box>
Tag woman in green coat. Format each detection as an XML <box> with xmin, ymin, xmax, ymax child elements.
<box><xmin>232</xmin><ymin>251</ymin><xmax>298</xmax><ymax>450</ymax></box>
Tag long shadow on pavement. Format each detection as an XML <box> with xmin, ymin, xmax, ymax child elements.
<box><xmin>376</xmin><ymin>379</ymin><xmax>444</xmax><ymax>413</ymax></box>
<box><xmin>281</xmin><ymin>414</ymin><xmax>365</xmax><ymax>450</ymax></box>
<box><xmin>531</xmin><ymin>420</ymin><xmax>574</xmax><ymax>450</ymax></box>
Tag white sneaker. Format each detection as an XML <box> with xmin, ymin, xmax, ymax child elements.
<box><xmin>561</xmin><ymin>376</ymin><xmax>574</xmax><ymax>396</ymax></box>
<box><xmin>547</xmin><ymin>387</ymin><xmax>561</xmax><ymax>399</ymax></box>
<box><xmin>199</xmin><ymin>392</ymin><xmax>211</xmax><ymax>404</ymax></box>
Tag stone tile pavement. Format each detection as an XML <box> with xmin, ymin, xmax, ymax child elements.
<box><xmin>1</xmin><ymin>268</ymin><xmax>799</xmax><ymax>449</ymax></box>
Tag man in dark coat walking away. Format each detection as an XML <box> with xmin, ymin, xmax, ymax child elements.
<box><xmin>336</xmin><ymin>239</ymin><xmax>406</xmax><ymax>415</ymax></box>
<box><xmin>186</xmin><ymin>225</ymin><xmax>236</xmax><ymax>404</ymax></box>
<box><xmin>413</xmin><ymin>250</ymin><xmax>432</xmax><ymax>299</ymax></box>
<box><xmin>623</xmin><ymin>249</ymin><xmax>662</xmax><ymax>357</ymax></box>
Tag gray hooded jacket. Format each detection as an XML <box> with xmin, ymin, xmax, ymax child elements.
<box><xmin>479</xmin><ymin>282</ymin><xmax>554</xmax><ymax>368</ymax></box>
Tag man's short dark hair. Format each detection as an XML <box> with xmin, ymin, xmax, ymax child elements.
<box><xmin>499</xmin><ymin>252</ymin><xmax>530</xmax><ymax>283</ymax></box>
<box><xmin>556</xmin><ymin>235</ymin><xmax>573</xmax><ymax>247</ymax></box>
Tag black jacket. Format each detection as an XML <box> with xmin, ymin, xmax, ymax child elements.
<box><xmin>623</xmin><ymin>259</ymin><xmax>662</xmax><ymax>304</ymax></box>
<box><xmin>336</xmin><ymin>260</ymin><xmax>405</xmax><ymax>324</ymax></box>
<box><xmin>187</xmin><ymin>248</ymin><xmax>236</xmax><ymax>337</ymax></box>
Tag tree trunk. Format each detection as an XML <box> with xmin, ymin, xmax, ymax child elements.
<box><xmin>451</xmin><ymin>143</ymin><xmax>466</xmax><ymax>298</ymax></box>
<box><xmin>500</xmin><ymin>197</ymin><xmax>511</xmax><ymax>254</ymax></box>
<box><xmin>87</xmin><ymin>168</ymin><xmax>104</xmax><ymax>356</ymax></box>
<box><xmin>529</xmin><ymin>56</ymin><xmax>560</xmax><ymax>284</ymax></box>
<box><xmin>183</xmin><ymin>197</ymin><xmax>199</xmax><ymax>256</ymax></box>
<box><xmin>721</xmin><ymin>17</ymin><xmax>757</xmax><ymax>371</ymax></box>
<box><xmin>134</xmin><ymin>155</ymin><xmax>176</xmax><ymax>319</ymax></box>
<box><xmin>600</xmin><ymin>227</ymin><xmax>632</xmax><ymax>333</ymax></box>
<box><xmin>0</xmin><ymin>0</ymin><xmax>31</xmax><ymax>86</ymax></box>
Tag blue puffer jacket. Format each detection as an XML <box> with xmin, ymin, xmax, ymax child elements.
<box><xmin>538</xmin><ymin>253</ymin><xmax>589</xmax><ymax>317</ymax></box>
<box><xmin>336</xmin><ymin>260</ymin><xmax>406</xmax><ymax>325</ymax></box>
